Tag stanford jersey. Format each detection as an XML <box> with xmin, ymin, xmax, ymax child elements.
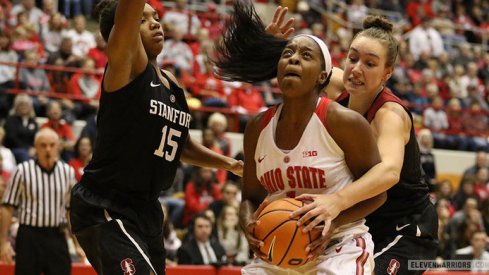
<box><xmin>336</xmin><ymin>88</ymin><xmax>437</xmax><ymax>275</ymax></box>
<box><xmin>255</xmin><ymin>97</ymin><xmax>367</xmax><ymax>238</ymax></box>
<box><xmin>74</xmin><ymin>62</ymin><xmax>190</xmax><ymax>237</ymax></box>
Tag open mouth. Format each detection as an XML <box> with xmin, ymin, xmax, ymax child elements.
<box><xmin>349</xmin><ymin>78</ymin><xmax>364</xmax><ymax>86</ymax></box>
<box><xmin>284</xmin><ymin>72</ymin><xmax>301</xmax><ymax>78</ymax></box>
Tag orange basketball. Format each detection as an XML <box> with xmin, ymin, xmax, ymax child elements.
<box><xmin>253</xmin><ymin>198</ymin><xmax>321</xmax><ymax>268</ymax></box>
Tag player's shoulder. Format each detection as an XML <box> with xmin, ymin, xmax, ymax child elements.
<box><xmin>326</xmin><ymin>100</ymin><xmax>365</xmax><ymax>124</ymax></box>
<box><xmin>244</xmin><ymin>107</ymin><xmax>276</xmax><ymax>142</ymax></box>
<box><xmin>375</xmin><ymin>101</ymin><xmax>410</xmax><ymax>123</ymax></box>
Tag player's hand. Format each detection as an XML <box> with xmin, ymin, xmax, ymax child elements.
<box><xmin>243</xmin><ymin>199</ymin><xmax>269</xmax><ymax>260</ymax></box>
<box><xmin>229</xmin><ymin>159</ymin><xmax>244</xmax><ymax>177</ymax></box>
<box><xmin>0</xmin><ymin>241</ymin><xmax>15</xmax><ymax>263</ymax></box>
<box><xmin>306</xmin><ymin>222</ymin><xmax>337</xmax><ymax>260</ymax></box>
<box><xmin>290</xmin><ymin>193</ymin><xmax>342</xmax><ymax>237</ymax></box>
<box><xmin>265</xmin><ymin>6</ymin><xmax>295</xmax><ymax>39</ymax></box>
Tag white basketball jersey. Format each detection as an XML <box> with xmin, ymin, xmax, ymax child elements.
<box><xmin>255</xmin><ymin>97</ymin><xmax>368</xmax><ymax>238</ymax></box>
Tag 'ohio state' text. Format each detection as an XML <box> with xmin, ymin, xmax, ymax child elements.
<box><xmin>260</xmin><ymin>166</ymin><xmax>326</xmax><ymax>193</ymax></box>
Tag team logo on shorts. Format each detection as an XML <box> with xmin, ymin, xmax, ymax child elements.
<box><xmin>387</xmin><ymin>259</ymin><xmax>400</xmax><ymax>275</ymax></box>
<box><xmin>120</xmin><ymin>258</ymin><xmax>136</xmax><ymax>275</ymax></box>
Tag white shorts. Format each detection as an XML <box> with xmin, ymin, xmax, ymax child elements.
<box><xmin>241</xmin><ymin>233</ymin><xmax>374</xmax><ymax>275</ymax></box>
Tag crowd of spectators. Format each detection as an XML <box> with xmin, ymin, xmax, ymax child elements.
<box><xmin>0</xmin><ymin>0</ymin><xmax>489</xmax><ymax>271</ymax></box>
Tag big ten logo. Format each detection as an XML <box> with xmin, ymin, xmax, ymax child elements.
<box><xmin>302</xmin><ymin>151</ymin><xmax>317</xmax><ymax>158</ymax></box>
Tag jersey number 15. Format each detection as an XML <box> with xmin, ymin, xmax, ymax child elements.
<box><xmin>154</xmin><ymin>125</ymin><xmax>181</xmax><ymax>161</ymax></box>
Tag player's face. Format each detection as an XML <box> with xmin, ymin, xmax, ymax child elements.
<box><xmin>343</xmin><ymin>36</ymin><xmax>393</xmax><ymax>96</ymax></box>
<box><xmin>277</xmin><ymin>37</ymin><xmax>325</xmax><ymax>98</ymax></box>
<box><xmin>140</xmin><ymin>4</ymin><xmax>163</xmax><ymax>58</ymax></box>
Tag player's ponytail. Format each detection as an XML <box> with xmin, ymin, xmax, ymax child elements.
<box><xmin>353</xmin><ymin>15</ymin><xmax>399</xmax><ymax>67</ymax></box>
<box><xmin>214</xmin><ymin>1</ymin><xmax>287</xmax><ymax>83</ymax></box>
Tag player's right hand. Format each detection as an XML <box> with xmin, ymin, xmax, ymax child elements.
<box><xmin>0</xmin><ymin>241</ymin><xmax>15</xmax><ymax>263</ymax></box>
<box><xmin>243</xmin><ymin>199</ymin><xmax>269</xmax><ymax>260</ymax></box>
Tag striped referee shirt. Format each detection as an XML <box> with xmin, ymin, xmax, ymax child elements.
<box><xmin>2</xmin><ymin>159</ymin><xmax>76</xmax><ymax>228</ymax></box>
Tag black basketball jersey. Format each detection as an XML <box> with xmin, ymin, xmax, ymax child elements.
<box><xmin>337</xmin><ymin>87</ymin><xmax>430</xmax><ymax>220</ymax></box>
<box><xmin>79</xmin><ymin>63</ymin><xmax>190</xmax><ymax>236</ymax></box>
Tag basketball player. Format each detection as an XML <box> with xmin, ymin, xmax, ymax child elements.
<box><xmin>291</xmin><ymin>16</ymin><xmax>438</xmax><ymax>275</ymax></box>
<box><xmin>69</xmin><ymin>1</ymin><xmax>242</xmax><ymax>274</ymax></box>
<box><xmin>214</xmin><ymin>2</ymin><xmax>388</xmax><ymax>274</ymax></box>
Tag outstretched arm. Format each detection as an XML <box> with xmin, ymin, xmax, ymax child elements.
<box><xmin>180</xmin><ymin>135</ymin><xmax>243</xmax><ymax>177</ymax></box>
<box><xmin>328</xmin><ymin>102</ymin><xmax>410</xmax><ymax>209</ymax></box>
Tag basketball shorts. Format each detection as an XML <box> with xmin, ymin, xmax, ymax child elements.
<box><xmin>370</xmin><ymin>203</ymin><xmax>438</xmax><ymax>275</ymax></box>
<box><xmin>241</xmin><ymin>232</ymin><xmax>374</xmax><ymax>275</ymax></box>
<box><xmin>70</xmin><ymin>184</ymin><xmax>166</xmax><ymax>275</ymax></box>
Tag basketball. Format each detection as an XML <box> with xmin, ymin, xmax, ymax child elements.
<box><xmin>253</xmin><ymin>198</ymin><xmax>321</xmax><ymax>268</ymax></box>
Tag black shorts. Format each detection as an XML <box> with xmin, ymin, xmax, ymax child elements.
<box><xmin>369</xmin><ymin>202</ymin><xmax>438</xmax><ymax>275</ymax></box>
<box><xmin>70</xmin><ymin>184</ymin><xmax>166</xmax><ymax>275</ymax></box>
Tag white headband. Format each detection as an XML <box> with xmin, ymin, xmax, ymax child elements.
<box><xmin>295</xmin><ymin>34</ymin><xmax>332</xmax><ymax>76</ymax></box>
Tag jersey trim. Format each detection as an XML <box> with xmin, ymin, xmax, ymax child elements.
<box><xmin>260</xmin><ymin>106</ymin><xmax>278</xmax><ymax>131</ymax></box>
<box><xmin>314</xmin><ymin>97</ymin><xmax>331</xmax><ymax>129</ymax></box>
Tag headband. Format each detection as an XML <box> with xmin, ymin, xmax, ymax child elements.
<box><xmin>295</xmin><ymin>34</ymin><xmax>332</xmax><ymax>76</ymax></box>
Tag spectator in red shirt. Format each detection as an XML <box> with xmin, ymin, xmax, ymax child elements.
<box><xmin>68</xmin><ymin>136</ymin><xmax>92</xmax><ymax>182</ymax></box>
<box><xmin>86</xmin><ymin>31</ymin><xmax>107</xmax><ymax>73</ymax></box>
<box><xmin>406</xmin><ymin>0</ymin><xmax>434</xmax><ymax>27</ymax></box>
<box><xmin>227</xmin><ymin>82</ymin><xmax>266</xmax><ymax>132</ymax></box>
<box><xmin>192</xmin><ymin>57</ymin><xmax>227</xmax><ymax>108</ymax></box>
<box><xmin>183</xmin><ymin>166</ymin><xmax>222</xmax><ymax>226</ymax></box>
<box><xmin>41</xmin><ymin>100</ymin><xmax>76</xmax><ymax>161</ymax></box>
<box><xmin>69</xmin><ymin>57</ymin><xmax>101</xmax><ymax>119</ymax></box>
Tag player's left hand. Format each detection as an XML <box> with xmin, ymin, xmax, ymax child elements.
<box><xmin>229</xmin><ymin>159</ymin><xmax>244</xmax><ymax>177</ymax></box>
<box><xmin>290</xmin><ymin>193</ymin><xmax>342</xmax><ymax>237</ymax></box>
<box><xmin>265</xmin><ymin>6</ymin><xmax>295</xmax><ymax>39</ymax></box>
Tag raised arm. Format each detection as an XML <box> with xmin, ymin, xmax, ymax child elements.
<box><xmin>103</xmin><ymin>0</ymin><xmax>148</xmax><ymax>92</ymax></box>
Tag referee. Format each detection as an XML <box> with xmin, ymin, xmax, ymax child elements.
<box><xmin>0</xmin><ymin>128</ymin><xmax>78</xmax><ymax>275</ymax></box>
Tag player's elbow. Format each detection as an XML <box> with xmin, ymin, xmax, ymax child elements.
<box><xmin>382</xmin><ymin>163</ymin><xmax>401</xmax><ymax>188</ymax></box>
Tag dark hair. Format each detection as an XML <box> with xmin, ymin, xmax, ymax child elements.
<box><xmin>214</xmin><ymin>1</ymin><xmax>287</xmax><ymax>83</ymax></box>
<box><xmin>192</xmin><ymin>167</ymin><xmax>216</xmax><ymax>195</ymax></box>
<box><xmin>353</xmin><ymin>15</ymin><xmax>399</xmax><ymax>67</ymax></box>
<box><xmin>74</xmin><ymin>136</ymin><xmax>92</xmax><ymax>158</ymax></box>
<box><xmin>191</xmin><ymin>212</ymin><xmax>213</xmax><ymax>231</ymax></box>
<box><xmin>94</xmin><ymin>0</ymin><xmax>118</xmax><ymax>42</ymax></box>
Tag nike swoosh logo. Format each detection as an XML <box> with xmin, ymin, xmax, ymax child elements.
<box><xmin>150</xmin><ymin>81</ymin><xmax>161</xmax><ymax>87</ymax></box>
<box><xmin>258</xmin><ymin>155</ymin><xmax>266</xmax><ymax>163</ymax></box>
<box><xmin>396</xmin><ymin>223</ymin><xmax>410</xmax><ymax>231</ymax></box>
<box><xmin>267</xmin><ymin>236</ymin><xmax>276</xmax><ymax>262</ymax></box>
<box><xmin>335</xmin><ymin>246</ymin><xmax>342</xmax><ymax>253</ymax></box>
